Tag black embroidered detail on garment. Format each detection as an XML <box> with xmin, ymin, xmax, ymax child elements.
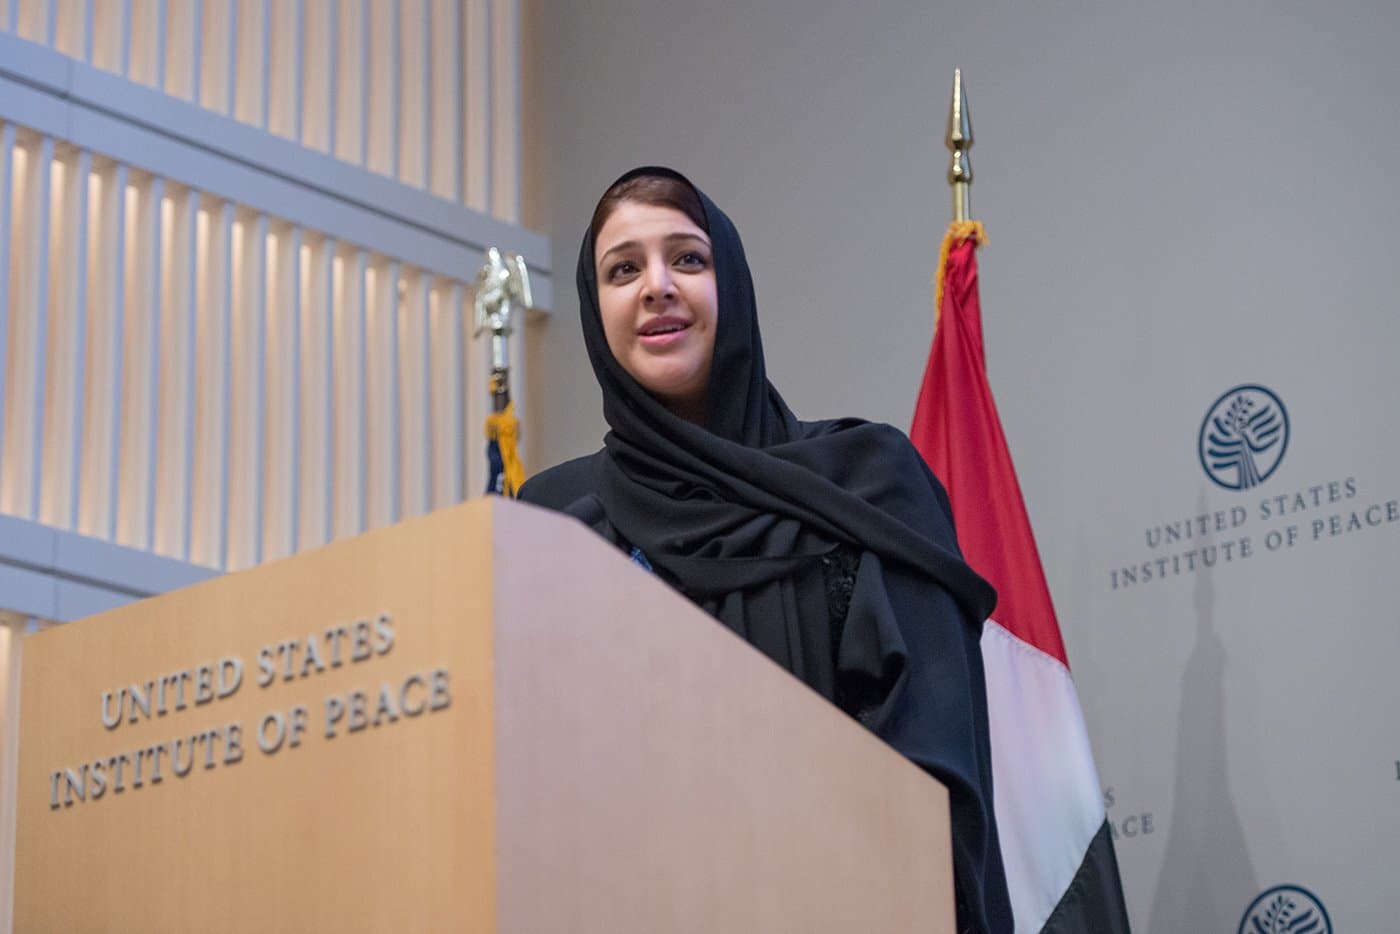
<box><xmin>820</xmin><ymin>543</ymin><xmax>860</xmax><ymax>639</ymax></box>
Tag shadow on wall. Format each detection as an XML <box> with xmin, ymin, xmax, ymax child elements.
<box><xmin>1148</xmin><ymin>490</ymin><xmax>1258</xmax><ymax>931</ymax></box>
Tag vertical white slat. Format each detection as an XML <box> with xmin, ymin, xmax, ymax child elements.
<box><xmin>416</xmin><ymin>273</ymin><xmax>433</xmax><ymax>511</ymax></box>
<box><xmin>301</xmin><ymin>0</ymin><xmax>329</xmax><ymax>152</ymax></box>
<box><xmin>112</xmin><ymin>172</ymin><xmax>158</xmax><ymax>548</ymax></box>
<box><xmin>163</xmin><ymin>0</ymin><xmax>195</xmax><ymax>101</ymax></box>
<box><xmin>258</xmin><ymin>0</ymin><xmax>271</xmax><ymax>130</ymax></box>
<box><xmin>398</xmin><ymin>270</ymin><xmax>430</xmax><ymax>517</ymax></box>
<box><xmin>292</xmin><ymin>0</ymin><xmax>305</xmax><ymax>143</ymax></box>
<box><xmin>185</xmin><ymin>0</ymin><xmax>203</xmax><ymax>103</ymax></box>
<box><xmin>76</xmin><ymin>159</ymin><xmax>123</xmax><ymax>538</ymax></box>
<box><xmin>81</xmin><ymin>0</ymin><xmax>94</xmax><ymax>62</ymax></box>
<box><xmin>333</xmin><ymin>247</ymin><xmax>366</xmax><ymax>537</ymax></box>
<box><xmin>357</xmin><ymin>0</ymin><xmax>369</xmax><ymax>166</ymax></box>
<box><xmin>0</xmin><ymin>134</ymin><xmax>45</xmax><ymax>518</ymax></box>
<box><xmin>65</xmin><ymin>151</ymin><xmax>95</xmax><ymax>530</ymax></box>
<box><xmin>397</xmin><ymin>0</ymin><xmax>424</xmax><ymax>189</ymax></box>
<box><xmin>89</xmin><ymin>0</ymin><xmax>118</xmax><ymax>76</ymax></box>
<box><xmin>153</xmin><ymin>0</ymin><xmax>165</xmax><ymax>89</ymax></box>
<box><xmin>300</xmin><ymin>234</ymin><xmax>335</xmax><ymax>548</ymax></box>
<box><xmin>153</xmin><ymin>184</ymin><xmax>196</xmax><ymax>560</ymax></box>
<box><xmin>428</xmin><ymin>0</ymin><xmax>458</xmax><ymax>199</ymax></box>
<box><xmin>265</xmin><ymin>0</ymin><xmax>292</xmax><ymax>138</ymax></box>
<box><xmin>332</xmin><ymin>0</ymin><xmax>357</xmax><ymax>162</ymax></box>
<box><xmin>462</xmin><ymin>283</ymin><xmax>488</xmax><ymax>499</ymax></box>
<box><xmin>177</xmin><ymin>187</ymin><xmax>201</xmax><ymax>560</ymax></box>
<box><xmin>118</xmin><ymin>0</ymin><xmax>132</xmax><ymax>77</ymax></box>
<box><xmin>51</xmin><ymin>0</ymin><xmax>82</xmax><ymax>58</ymax></box>
<box><xmin>37</xmin><ymin>145</ymin><xmax>64</xmax><ymax>525</ymax></box>
<box><xmin>489</xmin><ymin>0</ymin><xmax>517</xmax><ymax>221</ymax></box>
<box><xmin>191</xmin><ymin>198</ymin><xmax>234</xmax><ymax>568</ymax></box>
<box><xmin>127</xmin><ymin>0</ymin><xmax>168</xmax><ymax>89</ymax></box>
<box><xmin>463</xmin><ymin>0</ymin><xmax>489</xmax><ymax>213</ymax></box>
<box><xmin>364</xmin><ymin>0</ymin><xmax>394</xmax><ymax>177</ymax></box>
<box><xmin>137</xmin><ymin>175</ymin><xmax>163</xmax><ymax>547</ymax></box>
<box><xmin>390</xmin><ymin>0</ymin><xmax>400</xmax><ymax>180</ymax></box>
<box><xmin>0</xmin><ymin>124</ymin><xmax>14</xmax><ymax>500</ymax></box>
<box><xmin>41</xmin><ymin>147</ymin><xmax>90</xmax><ymax>530</ymax></box>
<box><xmin>227</xmin><ymin>211</ymin><xmax>267</xmax><ymax>570</ymax></box>
<box><xmin>198</xmin><ymin>0</ymin><xmax>228</xmax><ymax>113</ymax></box>
<box><xmin>263</xmin><ymin>223</ymin><xmax>301</xmax><ymax>561</ymax></box>
<box><xmin>324</xmin><ymin>0</ymin><xmax>337</xmax><ymax>153</ymax></box>
<box><xmin>13</xmin><ymin>0</ymin><xmax>39</xmax><ymax>42</ymax></box>
<box><xmin>429</xmin><ymin>280</ymin><xmax>464</xmax><ymax>507</ymax></box>
<box><xmin>419</xmin><ymin>0</ymin><xmax>432</xmax><ymax>192</ymax></box>
<box><xmin>365</xmin><ymin>259</ymin><xmax>400</xmax><ymax>527</ymax></box>
<box><xmin>26</xmin><ymin>136</ymin><xmax>54</xmax><ymax>520</ymax></box>
<box><xmin>224</xmin><ymin>0</ymin><xmax>238</xmax><ymax>118</ymax></box>
<box><xmin>229</xmin><ymin>0</ymin><xmax>264</xmax><ymax>126</ymax></box>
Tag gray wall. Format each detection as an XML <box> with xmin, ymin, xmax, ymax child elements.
<box><xmin>522</xmin><ymin>2</ymin><xmax>1400</xmax><ymax>928</ymax></box>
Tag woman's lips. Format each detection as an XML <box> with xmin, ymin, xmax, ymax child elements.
<box><xmin>638</xmin><ymin>320</ymin><xmax>690</xmax><ymax>347</ymax></box>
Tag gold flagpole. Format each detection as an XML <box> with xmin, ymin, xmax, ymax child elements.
<box><xmin>935</xmin><ymin>69</ymin><xmax>984</xmax><ymax>322</ymax></box>
<box><xmin>946</xmin><ymin>68</ymin><xmax>973</xmax><ymax>224</ymax></box>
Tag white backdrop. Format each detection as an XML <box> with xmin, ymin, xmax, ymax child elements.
<box><xmin>523</xmin><ymin>1</ymin><xmax>1400</xmax><ymax>928</ymax></box>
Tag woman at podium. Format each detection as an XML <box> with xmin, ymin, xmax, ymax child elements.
<box><xmin>520</xmin><ymin>167</ymin><xmax>1013</xmax><ymax>934</ymax></box>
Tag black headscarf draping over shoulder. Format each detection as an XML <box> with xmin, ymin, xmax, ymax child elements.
<box><xmin>520</xmin><ymin>167</ymin><xmax>1013</xmax><ymax>933</ymax></box>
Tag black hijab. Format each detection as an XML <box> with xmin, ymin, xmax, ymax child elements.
<box><xmin>525</xmin><ymin>167</ymin><xmax>1012</xmax><ymax>933</ymax></box>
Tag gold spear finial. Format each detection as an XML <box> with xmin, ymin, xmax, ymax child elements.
<box><xmin>946</xmin><ymin>68</ymin><xmax>973</xmax><ymax>223</ymax></box>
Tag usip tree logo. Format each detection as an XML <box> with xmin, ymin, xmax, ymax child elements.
<box><xmin>1199</xmin><ymin>385</ymin><xmax>1290</xmax><ymax>491</ymax></box>
<box><xmin>1238</xmin><ymin>884</ymin><xmax>1331</xmax><ymax>934</ymax></box>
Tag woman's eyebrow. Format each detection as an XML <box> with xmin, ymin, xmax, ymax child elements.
<box><xmin>597</xmin><ymin>232</ymin><xmax>710</xmax><ymax>266</ymax></box>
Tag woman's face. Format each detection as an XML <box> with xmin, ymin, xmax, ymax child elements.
<box><xmin>594</xmin><ymin>201</ymin><xmax>718</xmax><ymax>422</ymax></box>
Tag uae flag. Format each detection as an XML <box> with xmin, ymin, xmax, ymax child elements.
<box><xmin>910</xmin><ymin>222</ymin><xmax>1132</xmax><ymax>933</ymax></box>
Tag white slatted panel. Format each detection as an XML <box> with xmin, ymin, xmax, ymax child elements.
<box><xmin>7</xmin><ymin>0</ymin><xmax>521</xmax><ymax>217</ymax></box>
<box><xmin>0</xmin><ymin>7</ymin><xmax>541</xmax><ymax>573</ymax></box>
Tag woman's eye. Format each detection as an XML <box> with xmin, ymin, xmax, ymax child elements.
<box><xmin>675</xmin><ymin>251</ymin><xmax>708</xmax><ymax>270</ymax></box>
<box><xmin>607</xmin><ymin>261</ymin><xmax>639</xmax><ymax>281</ymax></box>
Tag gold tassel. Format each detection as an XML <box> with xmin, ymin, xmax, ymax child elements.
<box><xmin>933</xmin><ymin>220</ymin><xmax>987</xmax><ymax>326</ymax></box>
<box><xmin>485</xmin><ymin>402</ymin><xmax>526</xmax><ymax>497</ymax></box>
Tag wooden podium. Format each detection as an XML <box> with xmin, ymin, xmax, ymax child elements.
<box><xmin>14</xmin><ymin>499</ymin><xmax>953</xmax><ymax>932</ymax></box>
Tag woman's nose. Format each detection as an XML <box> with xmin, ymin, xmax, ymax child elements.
<box><xmin>642</xmin><ymin>263</ymin><xmax>676</xmax><ymax>302</ymax></box>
